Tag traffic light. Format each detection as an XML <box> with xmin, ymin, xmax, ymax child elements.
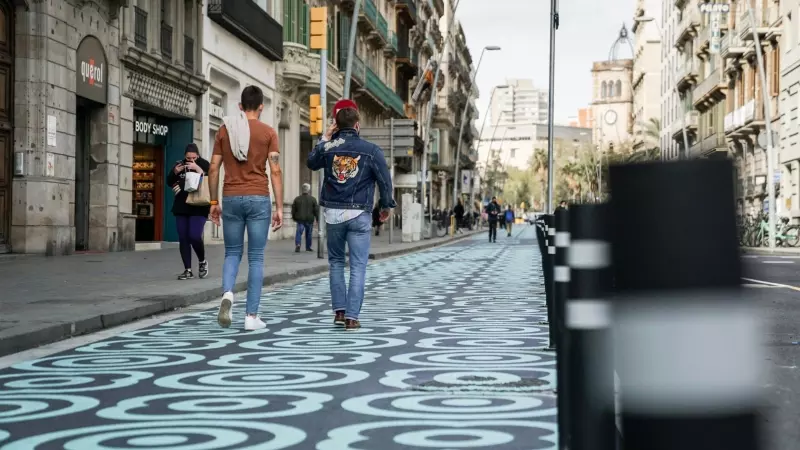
<box><xmin>309</xmin><ymin>94</ymin><xmax>322</xmax><ymax>136</ymax></box>
<box><xmin>310</xmin><ymin>7</ymin><xmax>327</xmax><ymax>50</ymax></box>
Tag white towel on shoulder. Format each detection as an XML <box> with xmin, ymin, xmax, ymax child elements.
<box><xmin>222</xmin><ymin>112</ymin><xmax>251</xmax><ymax>162</ymax></box>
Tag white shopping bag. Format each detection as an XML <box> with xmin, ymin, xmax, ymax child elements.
<box><xmin>184</xmin><ymin>171</ymin><xmax>202</xmax><ymax>192</ymax></box>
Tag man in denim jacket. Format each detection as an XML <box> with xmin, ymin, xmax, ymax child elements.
<box><xmin>307</xmin><ymin>99</ymin><xmax>396</xmax><ymax>330</ymax></box>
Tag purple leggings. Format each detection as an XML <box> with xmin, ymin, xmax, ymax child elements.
<box><xmin>176</xmin><ymin>215</ymin><xmax>207</xmax><ymax>269</ymax></box>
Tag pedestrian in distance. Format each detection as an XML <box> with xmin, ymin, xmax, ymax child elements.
<box><xmin>209</xmin><ymin>85</ymin><xmax>284</xmax><ymax>331</ymax></box>
<box><xmin>372</xmin><ymin>205</ymin><xmax>382</xmax><ymax>236</ymax></box>
<box><xmin>504</xmin><ymin>205</ymin><xmax>515</xmax><ymax>237</ymax></box>
<box><xmin>307</xmin><ymin>99</ymin><xmax>396</xmax><ymax>331</ymax></box>
<box><xmin>486</xmin><ymin>197</ymin><xmax>501</xmax><ymax>242</ymax></box>
<box><xmin>454</xmin><ymin>199</ymin><xmax>465</xmax><ymax>233</ymax></box>
<box><xmin>291</xmin><ymin>183</ymin><xmax>318</xmax><ymax>252</ymax></box>
<box><xmin>167</xmin><ymin>143</ymin><xmax>210</xmax><ymax>280</ymax></box>
<box><xmin>499</xmin><ymin>201</ymin><xmax>507</xmax><ymax>231</ymax></box>
<box><xmin>557</xmin><ymin>200</ymin><xmax>568</xmax><ymax>211</ymax></box>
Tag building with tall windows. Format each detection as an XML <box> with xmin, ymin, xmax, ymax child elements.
<box><xmin>591</xmin><ymin>59</ymin><xmax>634</xmax><ymax>151</ymax></box>
<box><xmin>660</xmin><ymin>0</ymin><xmax>682</xmax><ymax>160</ymax></box>
<box><xmin>780</xmin><ymin>0</ymin><xmax>800</xmax><ymax>219</ymax></box>
<box><xmin>3</xmin><ymin>0</ymin><xmax>209</xmax><ymax>255</ymax></box>
<box><xmin>721</xmin><ymin>1</ymin><xmax>782</xmax><ymax>217</ymax></box>
<box><xmin>489</xmin><ymin>79</ymin><xmax>549</xmax><ymax>126</ymax></box>
<box><xmin>631</xmin><ymin>0</ymin><xmax>661</xmax><ymax>151</ymax></box>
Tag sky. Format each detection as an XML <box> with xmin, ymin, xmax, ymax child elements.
<box><xmin>458</xmin><ymin>0</ymin><xmax>637</xmax><ymax>125</ymax></box>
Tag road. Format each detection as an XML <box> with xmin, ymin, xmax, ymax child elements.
<box><xmin>742</xmin><ymin>255</ymin><xmax>800</xmax><ymax>450</ymax></box>
<box><xmin>0</xmin><ymin>226</ymin><xmax>558</xmax><ymax>449</ymax></box>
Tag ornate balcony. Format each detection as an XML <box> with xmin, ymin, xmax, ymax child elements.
<box><xmin>359</xmin><ymin>0</ymin><xmax>378</xmax><ymax>34</ymax></box>
<box><xmin>675</xmin><ymin>62</ymin><xmax>698</xmax><ymax>92</ymax></box>
<box><xmin>208</xmin><ymin>0</ymin><xmax>283</xmax><ymax>61</ymax></box>
<box><xmin>693</xmin><ymin>69</ymin><xmax>726</xmax><ymax>111</ymax></box>
<box><xmin>365</xmin><ymin>67</ymin><xmax>405</xmax><ymax>116</ymax></box>
<box><xmin>396</xmin><ymin>0</ymin><xmax>417</xmax><ymax>24</ymax></box>
<box><xmin>384</xmin><ymin>31</ymin><xmax>398</xmax><ymax>56</ymax></box>
<box><xmin>736</xmin><ymin>4</ymin><xmax>781</xmax><ymax>41</ymax></box>
<box><xmin>690</xmin><ymin>133</ymin><xmax>728</xmax><ymax>158</ymax></box>
<box><xmin>720</xmin><ymin>32</ymin><xmax>746</xmax><ymax>59</ymax></box>
<box><xmin>675</xmin><ymin>8</ymin><xmax>700</xmax><ymax>49</ymax></box>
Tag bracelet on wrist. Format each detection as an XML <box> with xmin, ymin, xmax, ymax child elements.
<box><xmin>210</xmin><ymin>200</ymin><xmax>218</xmax><ymax>205</ymax></box>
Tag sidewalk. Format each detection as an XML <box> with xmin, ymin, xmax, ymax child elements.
<box><xmin>0</xmin><ymin>229</ymin><xmax>480</xmax><ymax>357</ymax></box>
<box><xmin>741</xmin><ymin>246</ymin><xmax>800</xmax><ymax>255</ymax></box>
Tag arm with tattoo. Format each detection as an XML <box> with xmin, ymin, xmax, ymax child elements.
<box><xmin>268</xmin><ymin>150</ymin><xmax>283</xmax><ymax>211</ymax></box>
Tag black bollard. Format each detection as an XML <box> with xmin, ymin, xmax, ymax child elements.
<box><xmin>543</xmin><ymin>214</ymin><xmax>556</xmax><ymax>349</ymax></box>
<box><xmin>609</xmin><ymin>160</ymin><xmax>758</xmax><ymax>450</ymax></box>
<box><xmin>553</xmin><ymin>207</ymin><xmax>570</xmax><ymax>449</ymax></box>
<box><xmin>566</xmin><ymin>203</ymin><xmax>615</xmax><ymax>450</ymax></box>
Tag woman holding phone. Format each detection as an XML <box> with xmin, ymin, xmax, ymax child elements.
<box><xmin>167</xmin><ymin>143</ymin><xmax>211</xmax><ymax>280</ymax></box>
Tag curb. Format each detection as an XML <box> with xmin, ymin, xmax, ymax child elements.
<box><xmin>0</xmin><ymin>231</ymin><xmax>478</xmax><ymax>358</ymax></box>
<box><xmin>741</xmin><ymin>246</ymin><xmax>800</xmax><ymax>255</ymax></box>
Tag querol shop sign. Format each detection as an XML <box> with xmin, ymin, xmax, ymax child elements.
<box><xmin>76</xmin><ymin>36</ymin><xmax>107</xmax><ymax>104</ymax></box>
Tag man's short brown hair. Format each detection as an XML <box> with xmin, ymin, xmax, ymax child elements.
<box><xmin>335</xmin><ymin>108</ymin><xmax>360</xmax><ymax>129</ymax></box>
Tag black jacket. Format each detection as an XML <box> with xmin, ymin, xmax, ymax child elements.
<box><xmin>485</xmin><ymin>201</ymin><xmax>501</xmax><ymax>222</ymax></box>
<box><xmin>292</xmin><ymin>194</ymin><xmax>319</xmax><ymax>223</ymax></box>
<box><xmin>454</xmin><ymin>203</ymin><xmax>464</xmax><ymax>218</ymax></box>
<box><xmin>167</xmin><ymin>157</ymin><xmax>211</xmax><ymax>217</ymax></box>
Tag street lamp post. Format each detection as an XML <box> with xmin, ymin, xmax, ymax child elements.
<box><xmin>453</xmin><ymin>46</ymin><xmax>501</xmax><ymax>210</ymax></box>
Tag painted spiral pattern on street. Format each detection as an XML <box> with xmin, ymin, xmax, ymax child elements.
<box><xmin>0</xmin><ymin>226</ymin><xmax>556</xmax><ymax>449</ymax></box>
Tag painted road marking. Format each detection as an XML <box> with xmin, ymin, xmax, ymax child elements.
<box><xmin>763</xmin><ymin>260</ymin><xmax>795</xmax><ymax>264</ymax></box>
<box><xmin>742</xmin><ymin>277</ymin><xmax>800</xmax><ymax>292</ymax></box>
<box><xmin>742</xmin><ymin>284</ymin><xmax>780</xmax><ymax>288</ymax></box>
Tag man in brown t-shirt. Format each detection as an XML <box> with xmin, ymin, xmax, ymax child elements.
<box><xmin>208</xmin><ymin>85</ymin><xmax>283</xmax><ymax>331</ymax></box>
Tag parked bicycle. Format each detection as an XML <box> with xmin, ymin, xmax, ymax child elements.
<box><xmin>738</xmin><ymin>213</ymin><xmax>800</xmax><ymax>247</ymax></box>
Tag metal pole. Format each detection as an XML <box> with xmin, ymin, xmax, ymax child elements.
<box><xmin>317</xmin><ymin>47</ymin><xmax>328</xmax><ymax>259</ymax></box>
<box><xmin>553</xmin><ymin>206</ymin><xmax>570</xmax><ymax>448</ymax></box>
<box><xmin>545</xmin><ymin>0</ymin><xmax>558</xmax><ymax>213</ymax></box>
<box><xmin>453</xmin><ymin>48</ymin><xmax>487</xmax><ymax>209</ymax></box>
<box><xmin>390</xmin><ymin>117</ymin><xmax>395</xmax><ymax>244</ymax></box>
<box><xmin>749</xmin><ymin>5</ymin><xmax>776</xmax><ymax>251</ymax></box>
<box><xmin>342</xmin><ymin>0</ymin><xmax>362</xmax><ymax>99</ymax></box>
<box><xmin>566</xmin><ymin>204</ymin><xmax>615</xmax><ymax>450</ymax></box>
<box><xmin>422</xmin><ymin>0</ymin><xmax>461</xmax><ymax>239</ymax></box>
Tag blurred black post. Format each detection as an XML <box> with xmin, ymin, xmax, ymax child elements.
<box><xmin>609</xmin><ymin>160</ymin><xmax>758</xmax><ymax>450</ymax></box>
<box><xmin>566</xmin><ymin>203</ymin><xmax>615</xmax><ymax>450</ymax></box>
<box><xmin>543</xmin><ymin>214</ymin><xmax>556</xmax><ymax>348</ymax></box>
<box><xmin>553</xmin><ymin>207</ymin><xmax>570</xmax><ymax>449</ymax></box>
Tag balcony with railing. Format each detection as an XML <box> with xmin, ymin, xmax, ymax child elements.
<box><xmin>184</xmin><ymin>35</ymin><xmax>194</xmax><ymax>72</ymax></box>
<box><xmin>693</xmin><ymin>69</ymin><xmax>726</xmax><ymax>109</ymax></box>
<box><xmin>720</xmin><ymin>32</ymin><xmax>746</xmax><ymax>59</ymax></box>
<box><xmin>724</xmin><ymin>98</ymin><xmax>763</xmax><ymax>133</ymax></box>
<box><xmin>675</xmin><ymin>8</ymin><xmax>700</xmax><ymax>48</ymax></box>
<box><xmin>396</xmin><ymin>0</ymin><xmax>417</xmax><ymax>24</ymax></box>
<box><xmin>160</xmin><ymin>22</ymin><xmax>173</xmax><ymax>60</ymax></box>
<box><xmin>691</xmin><ymin>133</ymin><xmax>728</xmax><ymax>158</ymax></box>
<box><xmin>675</xmin><ymin>61</ymin><xmax>698</xmax><ymax>92</ymax></box>
<box><xmin>365</xmin><ymin>67</ymin><xmax>405</xmax><ymax>116</ymax></box>
<box><xmin>359</xmin><ymin>0</ymin><xmax>378</xmax><ymax>33</ymax></box>
<box><xmin>134</xmin><ymin>7</ymin><xmax>147</xmax><ymax>50</ymax></box>
<box><xmin>685</xmin><ymin>110</ymin><xmax>699</xmax><ymax>130</ymax></box>
<box><xmin>384</xmin><ymin>31</ymin><xmax>398</xmax><ymax>56</ymax></box>
<box><xmin>736</xmin><ymin>4</ymin><xmax>781</xmax><ymax>40</ymax></box>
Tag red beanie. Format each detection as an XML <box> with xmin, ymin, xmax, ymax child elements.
<box><xmin>333</xmin><ymin>99</ymin><xmax>358</xmax><ymax>117</ymax></box>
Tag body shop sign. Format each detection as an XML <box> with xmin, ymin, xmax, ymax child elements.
<box><xmin>135</xmin><ymin>121</ymin><xmax>169</xmax><ymax>136</ymax></box>
<box><xmin>76</xmin><ymin>36</ymin><xmax>107</xmax><ymax>104</ymax></box>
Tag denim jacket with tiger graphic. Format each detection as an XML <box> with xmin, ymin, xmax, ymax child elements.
<box><xmin>307</xmin><ymin>128</ymin><xmax>397</xmax><ymax>212</ymax></box>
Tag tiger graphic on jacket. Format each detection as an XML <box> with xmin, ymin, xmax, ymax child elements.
<box><xmin>332</xmin><ymin>155</ymin><xmax>360</xmax><ymax>184</ymax></box>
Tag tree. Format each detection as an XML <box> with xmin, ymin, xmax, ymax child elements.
<box><xmin>637</xmin><ymin>117</ymin><xmax>661</xmax><ymax>152</ymax></box>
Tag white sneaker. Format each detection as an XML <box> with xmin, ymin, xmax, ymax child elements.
<box><xmin>217</xmin><ymin>292</ymin><xmax>234</xmax><ymax>328</ymax></box>
<box><xmin>244</xmin><ymin>315</ymin><xmax>267</xmax><ymax>330</ymax></box>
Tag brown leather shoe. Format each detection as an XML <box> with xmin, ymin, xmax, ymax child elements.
<box><xmin>344</xmin><ymin>319</ymin><xmax>361</xmax><ymax>330</ymax></box>
<box><xmin>334</xmin><ymin>311</ymin><xmax>346</xmax><ymax>325</ymax></box>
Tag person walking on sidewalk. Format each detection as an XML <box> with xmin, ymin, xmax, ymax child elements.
<box><xmin>504</xmin><ymin>205</ymin><xmax>515</xmax><ymax>237</ymax></box>
<box><xmin>167</xmin><ymin>143</ymin><xmax>211</xmax><ymax>280</ymax></box>
<box><xmin>307</xmin><ymin>99</ymin><xmax>396</xmax><ymax>331</ymax></box>
<box><xmin>291</xmin><ymin>183</ymin><xmax>318</xmax><ymax>252</ymax></box>
<box><xmin>454</xmin><ymin>199</ymin><xmax>465</xmax><ymax>233</ymax></box>
<box><xmin>209</xmin><ymin>85</ymin><xmax>284</xmax><ymax>331</ymax></box>
<box><xmin>486</xmin><ymin>197</ymin><xmax>500</xmax><ymax>242</ymax></box>
<box><xmin>372</xmin><ymin>205</ymin><xmax>382</xmax><ymax>236</ymax></box>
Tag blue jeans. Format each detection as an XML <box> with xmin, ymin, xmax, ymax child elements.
<box><xmin>221</xmin><ymin>196</ymin><xmax>271</xmax><ymax>315</ymax></box>
<box><xmin>326</xmin><ymin>212</ymin><xmax>372</xmax><ymax>320</ymax></box>
<box><xmin>295</xmin><ymin>222</ymin><xmax>313</xmax><ymax>249</ymax></box>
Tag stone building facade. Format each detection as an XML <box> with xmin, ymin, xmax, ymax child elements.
<box><xmin>6</xmin><ymin>0</ymin><xmax>125</xmax><ymax>254</ymax></box>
